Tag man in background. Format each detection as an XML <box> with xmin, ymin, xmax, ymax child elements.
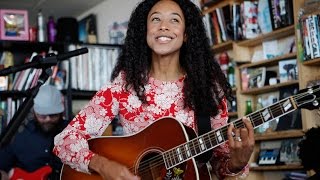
<box><xmin>298</xmin><ymin>126</ymin><xmax>320</xmax><ymax>180</ymax></box>
<box><xmin>0</xmin><ymin>84</ymin><xmax>67</xmax><ymax>180</ymax></box>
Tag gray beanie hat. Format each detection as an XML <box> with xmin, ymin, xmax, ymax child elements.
<box><xmin>33</xmin><ymin>85</ymin><xmax>64</xmax><ymax>115</ymax></box>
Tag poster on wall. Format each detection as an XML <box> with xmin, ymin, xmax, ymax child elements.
<box><xmin>107</xmin><ymin>21</ymin><xmax>128</xmax><ymax>45</ymax></box>
<box><xmin>78</xmin><ymin>14</ymin><xmax>97</xmax><ymax>43</ymax></box>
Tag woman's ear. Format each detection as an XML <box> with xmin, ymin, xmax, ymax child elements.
<box><xmin>184</xmin><ymin>33</ymin><xmax>187</xmax><ymax>42</ymax></box>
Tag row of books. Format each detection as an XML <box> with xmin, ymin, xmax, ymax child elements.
<box><xmin>202</xmin><ymin>0</ymin><xmax>294</xmax><ymax>46</ymax></box>
<box><xmin>0</xmin><ymin>98</ymin><xmax>23</xmax><ymax>135</ymax></box>
<box><xmin>257</xmin><ymin>137</ymin><xmax>301</xmax><ymax>166</ymax></box>
<box><xmin>203</xmin><ymin>3</ymin><xmax>242</xmax><ymax>46</ymax></box>
<box><xmin>0</xmin><ymin>50</ymin><xmax>57</xmax><ymax>92</ymax></box>
<box><xmin>240</xmin><ymin>59</ymin><xmax>298</xmax><ymax>91</ymax></box>
<box><xmin>253</xmin><ymin>85</ymin><xmax>302</xmax><ymax>134</ymax></box>
<box><xmin>59</xmin><ymin>44</ymin><xmax>121</xmax><ymax>91</ymax></box>
<box><xmin>11</xmin><ymin>53</ymin><xmax>44</xmax><ymax>92</ymax></box>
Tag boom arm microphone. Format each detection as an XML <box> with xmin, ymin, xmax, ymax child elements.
<box><xmin>0</xmin><ymin>47</ymin><xmax>88</xmax><ymax>76</ymax></box>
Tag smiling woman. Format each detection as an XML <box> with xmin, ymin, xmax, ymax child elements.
<box><xmin>53</xmin><ymin>0</ymin><xmax>255</xmax><ymax>179</ymax></box>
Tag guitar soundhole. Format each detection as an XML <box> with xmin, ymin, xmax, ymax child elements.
<box><xmin>137</xmin><ymin>152</ymin><xmax>187</xmax><ymax>180</ymax></box>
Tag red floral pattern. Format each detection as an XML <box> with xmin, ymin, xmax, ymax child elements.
<box><xmin>53</xmin><ymin>72</ymin><xmax>249</xmax><ymax>179</ymax></box>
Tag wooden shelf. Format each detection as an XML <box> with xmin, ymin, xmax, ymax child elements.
<box><xmin>239</xmin><ymin>53</ymin><xmax>297</xmax><ymax>69</ymax></box>
<box><xmin>254</xmin><ymin>129</ymin><xmax>304</xmax><ymax>141</ymax></box>
<box><xmin>240</xmin><ymin>80</ymin><xmax>299</xmax><ymax>95</ymax></box>
<box><xmin>229</xmin><ymin>112</ymin><xmax>238</xmax><ymax>117</ymax></box>
<box><xmin>232</xmin><ymin>87</ymin><xmax>237</xmax><ymax>92</ymax></box>
<box><xmin>236</xmin><ymin>25</ymin><xmax>295</xmax><ymax>47</ymax></box>
<box><xmin>61</xmin><ymin>89</ymin><xmax>97</xmax><ymax>100</ymax></box>
<box><xmin>202</xmin><ymin>0</ymin><xmax>242</xmax><ymax>14</ymax></box>
<box><xmin>212</xmin><ymin>40</ymin><xmax>233</xmax><ymax>53</ymax></box>
<box><xmin>0</xmin><ymin>40</ymin><xmax>122</xmax><ymax>52</ymax></box>
<box><xmin>302</xmin><ymin>57</ymin><xmax>320</xmax><ymax>66</ymax></box>
<box><xmin>250</xmin><ymin>164</ymin><xmax>303</xmax><ymax>171</ymax></box>
<box><xmin>0</xmin><ymin>40</ymin><xmax>66</xmax><ymax>53</ymax></box>
<box><xmin>0</xmin><ymin>90</ymin><xmax>29</xmax><ymax>99</ymax></box>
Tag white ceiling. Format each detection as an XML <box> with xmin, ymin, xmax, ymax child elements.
<box><xmin>0</xmin><ymin>0</ymin><xmax>106</xmax><ymax>26</ymax></box>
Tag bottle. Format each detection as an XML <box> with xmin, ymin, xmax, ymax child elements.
<box><xmin>219</xmin><ymin>52</ymin><xmax>229</xmax><ymax>77</ymax></box>
<box><xmin>227</xmin><ymin>62</ymin><xmax>235</xmax><ymax>87</ymax></box>
<box><xmin>231</xmin><ymin>98</ymin><xmax>237</xmax><ymax>112</ymax></box>
<box><xmin>256</xmin><ymin>97</ymin><xmax>263</xmax><ymax>111</ymax></box>
<box><xmin>245</xmin><ymin>100</ymin><xmax>253</xmax><ymax>115</ymax></box>
<box><xmin>47</xmin><ymin>16</ymin><xmax>56</xmax><ymax>43</ymax></box>
<box><xmin>37</xmin><ymin>10</ymin><xmax>45</xmax><ymax>42</ymax></box>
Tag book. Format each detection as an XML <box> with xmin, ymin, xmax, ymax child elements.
<box><xmin>278</xmin><ymin>59</ymin><xmax>298</xmax><ymax>83</ymax></box>
<box><xmin>279</xmin><ymin>138</ymin><xmax>301</xmax><ymax>165</ymax></box>
<box><xmin>276</xmin><ymin>85</ymin><xmax>302</xmax><ymax>131</ymax></box>
<box><xmin>268</xmin><ymin>0</ymin><xmax>294</xmax><ymax>30</ymax></box>
<box><xmin>262</xmin><ymin>40</ymin><xmax>279</xmax><ymax>59</ymax></box>
<box><xmin>258</xmin><ymin>140</ymin><xmax>282</xmax><ymax>165</ymax></box>
<box><xmin>211</xmin><ymin>11</ymin><xmax>222</xmax><ymax>44</ymax></box>
<box><xmin>255</xmin><ymin>91</ymin><xmax>280</xmax><ymax>134</ymax></box>
<box><xmin>257</xmin><ymin>0</ymin><xmax>273</xmax><ymax>34</ymax></box>
<box><xmin>242</xmin><ymin>1</ymin><xmax>261</xmax><ymax>39</ymax></box>
<box><xmin>232</xmin><ymin>3</ymin><xmax>243</xmax><ymax>40</ymax></box>
<box><xmin>78</xmin><ymin>14</ymin><xmax>97</xmax><ymax>44</ymax></box>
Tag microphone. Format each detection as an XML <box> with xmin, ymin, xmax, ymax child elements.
<box><xmin>0</xmin><ymin>47</ymin><xmax>89</xmax><ymax>76</ymax></box>
<box><xmin>57</xmin><ymin>47</ymin><xmax>88</xmax><ymax>61</ymax></box>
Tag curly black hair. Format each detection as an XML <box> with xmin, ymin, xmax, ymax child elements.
<box><xmin>298</xmin><ymin>126</ymin><xmax>320</xmax><ymax>172</ymax></box>
<box><xmin>111</xmin><ymin>0</ymin><xmax>232</xmax><ymax>117</ymax></box>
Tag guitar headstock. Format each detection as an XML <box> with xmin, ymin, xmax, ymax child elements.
<box><xmin>295</xmin><ymin>85</ymin><xmax>320</xmax><ymax>110</ymax></box>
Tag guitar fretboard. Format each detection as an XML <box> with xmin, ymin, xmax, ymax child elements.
<box><xmin>163</xmin><ymin>96</ymin><xmax>297</xmax><ymax>169</ymax></box>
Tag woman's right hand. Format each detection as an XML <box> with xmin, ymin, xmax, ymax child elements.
<box><xmin>89</xmin><ymin>154</ymin><xmax>140</xmax><ymax>180</ymax></box>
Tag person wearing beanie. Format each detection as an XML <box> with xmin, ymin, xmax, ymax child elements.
<box><xmin>0</xmin><ymin>84</ymin><xmax>67</xmax><ymax>180</ymax></box>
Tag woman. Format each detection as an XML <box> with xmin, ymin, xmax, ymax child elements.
<box><xmin>53</xmin><ymin>0</ymin><xmax>255</xmax><ymax>179</ymax></box>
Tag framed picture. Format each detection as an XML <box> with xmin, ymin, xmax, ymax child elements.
<box><xmin>78</xmin><ymin>14</ymin><xmax>97</xmax><ymax>43</ymax></box>
<box><xmin>0</xmin><ymin>9</ymin><xmax>29</xmax><ymax>41</ymax></box>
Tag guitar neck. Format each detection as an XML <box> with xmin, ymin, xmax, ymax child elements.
<box><xmin>163</xmin><ymin>96</ymin><xmax>298</xmax><ymax>169</ymax></box>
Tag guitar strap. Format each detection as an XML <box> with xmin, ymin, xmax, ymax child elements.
<box><xmin>195</xmin><ymin>113</ymin><xmax>213</xmax><ymax>163</ymax></box>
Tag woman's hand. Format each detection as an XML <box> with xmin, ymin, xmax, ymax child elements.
<box><xmin>227</xmin><ymin>117</ymin><xmax>255</xmax><ymax>173</ymax></box>
<box><xmin>89</xmin><ymin>154</ymin><xmax>140</xmax><ymax>180</ymax></box>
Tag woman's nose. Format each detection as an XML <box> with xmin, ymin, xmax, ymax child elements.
<box><xmin>159</xmin><ymin>21</ymin><xmax>169</xmax><ymax>31</ymax></box>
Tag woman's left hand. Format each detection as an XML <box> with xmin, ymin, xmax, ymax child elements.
<box><xmin>227</xmin><ymin>117</ymin><xmax>255</xmax><ymax>173</ymax></box>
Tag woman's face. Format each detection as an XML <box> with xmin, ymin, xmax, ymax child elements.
<box><xmin>147</xmin><ymin>0</ymin><xmax>186</xmax><ymax>56</ymax></box>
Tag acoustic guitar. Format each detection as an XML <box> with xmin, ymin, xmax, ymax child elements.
<box><xmin>61</xmin><ymin>85</ymin><xmax>320</xmax><ymax>180</ymax></box>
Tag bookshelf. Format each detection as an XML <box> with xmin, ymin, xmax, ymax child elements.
<box><xmin>254</xmin><ymin>129</ymin><xmax>304</xmax><ymax>141</ymax></box>
<box><xmin>212</xmin><ymin>40</ymin><xmax>233</xmax><ymax>53</ymax></box>
<box><xmin>0</xmin><ymin>40</ymin><xmax>121</xmax><ymax>123</ymax></box>
<box><xmin>225</xmin><ymin>0</ymin><xmax>317</xmax><ymax>179</ymax></box>
<box><xmin>240</xmin><ymin>80</ymin><xmax>299</xmax><ymax>95</ymax></box>
<box><xmin>250</xmin><ymin>164</ymin><xmax>304</xmax><ymax>171</ymax></box>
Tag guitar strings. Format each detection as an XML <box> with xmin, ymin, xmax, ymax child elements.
<box><xmin>128</xmin><ymin>87</ymin><xmax>320</xmax><ymax>176</ymax></box>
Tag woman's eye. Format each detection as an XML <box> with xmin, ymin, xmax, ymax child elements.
<box><xmin>152</xmin><ymin>17</ymin><xmax>160</xmax><ymax>22</ymax></box>
<box><xmin>172</xmin><ymin>18</ymin><xmax>179</xmax><ymax>23</ymax></box>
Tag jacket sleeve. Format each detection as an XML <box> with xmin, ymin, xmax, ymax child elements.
<box><xmin>0</xmin><ymin>143</ymin><xmax>17</xmax><ymax>172</ymax></box>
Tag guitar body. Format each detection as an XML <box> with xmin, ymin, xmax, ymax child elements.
<box><xmin>61</xmin><ymin>85</ymin><xmax>320</xmax><ymax>180</ymax></box>
<box><xmin>61</xmin><ymin>117</ymin><xmax>211</xmax><ymax>180</ymax></box>
<box><xmin>9</xmin><ymin>165</ymin><xmax>52</xmax><ymax>180</ymax></box>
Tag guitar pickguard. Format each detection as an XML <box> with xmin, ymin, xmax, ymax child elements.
<box><xmin>137</xmin><ymin>151</ymin><xmax>188</xmax><ymax>180</ymax></box>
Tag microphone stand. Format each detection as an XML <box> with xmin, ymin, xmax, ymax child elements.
<box><xmin>0</xmin><ymin>48</ymin><xmax>88</xmax><ymax>148</ymax></box>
